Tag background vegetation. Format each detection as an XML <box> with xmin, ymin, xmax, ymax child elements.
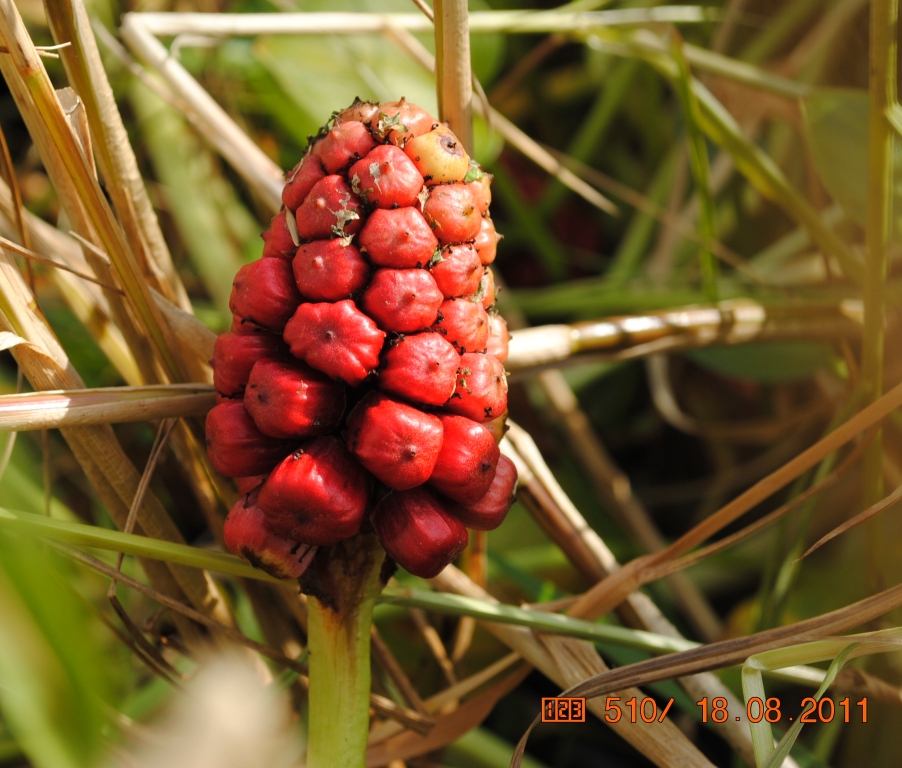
<box><xmin>0</xmin><ymin>0</ymin><xmax>900</xmax><ymax>766</ymax></box>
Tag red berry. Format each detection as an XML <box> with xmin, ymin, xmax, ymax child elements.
<box><xmin>486</xmin><ymin>313</ymin><xmax>510</xmax><ymax>363</ymax></box>
<box><xmin>450</xmin><ymin>454</ymin><xmax>517</xmax><ymax>530</ymax></box>
<box><xmin>429</xmin><ymin>243</ymin><xmax>482</xmax><ymax>298</ymax></box>
<box><xmin>261</xmin><ymin>210</ymin><xmax>299</xmax><ymax>260</ymax></box>
<box><xmin>336</xmin><ymin>98</ymin><xmax>380</xmax><ymax>125</ymax></box>
<box><xmin>477</xmin><ymin>267</ymin><xmax>497</xmax><ymax>309</ymax></box>
<box><xmin>444</xmin><ymin>352</ymin><xmax>508</xmax><ymax>422</ymax></box>
<box><xmin>212</xmin><ymin>331</ymin><xmax>289</xmax><ymax>398</ymax></box>
<box><xmin>205</xmin><ymin>400</ymin><xmax>292</xmax><ymax>477</ymax></box>
<box><xmin>224</xmin><ymin>488</ymin><xmax>318</xmax><ymax>580</ymax></box>
<box><xmin>428</xmin><ymin>414</ymin><xmax>500</xmax><ymax>504</ymax></box>
<box><xmin>284</xmin><ymin>300</ymin><xmax>385</xmax><ymax>386</ymax></box>
<box><xmin>244</xmin><ymin>358</ymin><xmax>345</xmax><ymax>440</ymax></box>
<box><xmin>293</xmin><ymin>239</ymin><xmax>369</xmax><ymax>301</ymax></box>
<box><xmin>312</xmin><ymin>120</ymin><xmax>377</xmax><ymax>174</ymax></box>
<box><xmin>423</xmin><ymin>183</ymin><xmax>482</xmax><ymax>245</ymax></box>
<box><xmin>345</xmin><ymin>392</ymin><xmax>443</xmax><ymax>490</ymax></box>
<box><xmin>360</xmin><ymin>269</ymin><xmax>443</xmax><ymax>333</ymax></box>
<box><xmin>295</xmin><ymin>175</ymin><xmax>363</xmax><ymax>240</ymax></box>
<box><xmin>404</xmin><ymin>126</ymin><xmax>470</xmax><ymax>184</ymax></box>
<box><xmin>371</xmin><ymin>486</ymin><xmax>468</xmax><ymax>578</ymax></box>
<box><xmin>229</xmin><ymin>258</ymin><xmax>302</xmax><ymax>333</ymax></box>
<box><xmin>282</xmin><ymin>155</ymin><xmax>326</xmax><ymax>212</ymax></box>
<box><xmin>474</xmin><ymin>217</ymin><xmax>501</xmax><ymax>265</ymax></box>
<box><xmin>349</xmin><ymin>145</ymin><xmax>424</xmax><ymax>209</ymax></box>
<box><xmin>378</xmin><ymin>332</ymin><xmax>459</xmax><ymax>406</ymax></box>
<box><xmin>370</xmin><ymin>99</ymin><xmax>436</xmax><ymax>146</ymax></box>
<box><xmin>358</xmin><ymin>207</ymin><xmax>438</xmax><ymax>268</ymax></box>
<box><xmin>235</xmin><ymin>475</ymin><xmax>267</xmax><ymax>494</ymax></box>
<box><xmin>258</xmin><ymin>436</ymin><xmax>371</xmax><ymax>546</ymax></box>
<box><xmin>467</xmin><ymin>171</ymin><xmax>492</xmax><ymax>215</ymax></box>
<box><xmin>432</xmin><ymin>298</ymin><xmax>489</xmax><ymax>353</ymax></box>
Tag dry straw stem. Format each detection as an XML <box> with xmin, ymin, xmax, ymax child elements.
<box><xmin>0</xmin><ymin>0</ymin><xmax>183</xmax><ymax>383</ymax></box>
<box><xmin>567</xmin><ymin>379</ymin><xmax>902</xmax><ymax>623</ymax></box>
<box><xmin>434</xmin><ymin>0</ymin><xmax>473</xmax><ymax>153</ymax></box>
<box><xmin>0</xmin><ymin>384</ymin><xmax>215</xmax><ymax>431</ymax></box>
<box><xmin>120</xmin><ymin>11</ymin><xmax>618</xmax><ymax>216</ymax></box>
<box><xmin>44</xmin><ymin>0</ymin><xmax>191</xmax><ymax>312</ymax></box>
<box><xmin>505</xmin><ymin>298</ymin><xmax>861</xmax><ymax>371</ymax></box>
<box><xmin>501</xmin><ymin>428</ymin><xmax>760</xmax><ymax>765</ymax></box>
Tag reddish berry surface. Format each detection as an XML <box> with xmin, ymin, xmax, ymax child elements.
<box><xmin>206</xmin><ymin>100</ymin><xmax>516</xmax><ymax>580</ymax></box>
<box><xmin>224</xmin><ymin>488</ymin><xmax>317</xmax><ymax>580</ymax></box>
<box><xmin>293</xmin><ymin>239</ymin><xmax>370</xmax><ymax>301</ymax></box>
<box><xmin>350</xmin><ymin>145</ymin><xmax>423</xmax><ymax>209</ymax></box>
<box><xmin>378</xmin><ymin>332</ymin><xmax>460</xmax><ymax>406</ymax></box>
<box><xmin>358</xmin><ymin>207</ymin><xmax>438</xmax><ymax>268</ymax></box>
<box><xmin>284</xmin><ymin>300</ymin><xmax>385</xmax><ymax>386</ymax></box>
<box><xmin>345</xmin><ymin>392</ymin><xmax>443</xmax><ymax>491</ymax></box>
<box><xmin>257</xmin><ymin>436</ymin><xmax>371</xmax><ymax>545</ymax></box>
<box><xmin>371</xmin><ymin>487</ymin><xmax>468</xmax><ymax>579</ymax></box>
<box><xmin>244</xmin><ymin>358</ymin><xmax>345</xmax><ymax>440</ymax></box>
<box><xmin>360</xmin><ymin>269</ymin><xmax>443</xmax><ymax>333</ymax></box>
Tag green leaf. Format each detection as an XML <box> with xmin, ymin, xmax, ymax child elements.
<box><xmin>0</xmin><ymin>531</ymin><xmax>110</xmax><ymax>768</ymax></box>
<box><xmin>802</xmin><ymin>88</ymin><xmax>902</xmax><ymax>228</ymax></box>
<box><xmin>689</xmin><ymin>342</ymin><xmax>836</xmax><ymax>383</ymax></box>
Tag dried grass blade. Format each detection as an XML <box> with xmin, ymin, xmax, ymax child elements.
<box><xmin>364</xmin><ymin>663</ymin><xmax>530</xmax><ymax>768</ymax></box>
<box><xmin>568</xmin><ymin>379</ymin><xmax>902</xmax><ymax>621</ymax></box>
<box><xmin>0</xmin><ymin>384</ymin><xmax>215</xmax><ymax>430</ymax></box>
<box><xmin>0</xmin><ymin>0</ymin><xmax>182</xmax><ymax>381</ymax></box>
<box><xmin>44</xmin><ymin>0</ymin><xmax>191</xmax><ymax>311</ymax></box>
<box><xmin>801</xmin><ymin>481</ymin><xmax>902</xmax><ymax>560</ymax></box>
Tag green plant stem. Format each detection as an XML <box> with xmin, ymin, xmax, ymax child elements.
<box><xmin>304</xmin><ymin>535</ymin><xmax>385</xmax><ymax>768</ymax></box>
<box><xmin>862</xmin><ymin>0</ymin><xmax>896</xmax><ymax>510</ymax></box>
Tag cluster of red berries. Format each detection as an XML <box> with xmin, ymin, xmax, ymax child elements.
<box><xmin>206</xmin><ymin>99</ymin><xmax>516</xmax><ymax>581</ymax></box>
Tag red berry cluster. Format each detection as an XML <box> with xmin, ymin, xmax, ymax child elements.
<box><xmin>208</xmin><ymin>99</ymin><xmax>516</xmax><ymax>581</ymax></box>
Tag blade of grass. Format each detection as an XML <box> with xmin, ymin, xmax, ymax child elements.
<box><xmin>670</xmin><ymin>30</ymin><xmax>718</xmax><ymax>300</ymax></box>
<box><xmin>0</xmin><ymin>384</ymin><xmax>215</xmax><ymax>430</ymax></box>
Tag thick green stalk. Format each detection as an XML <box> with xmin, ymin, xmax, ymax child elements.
<box><xmin>304</xmin><ymin>535</ymin><xmax>386</xmax><ymax>768</ymax></box>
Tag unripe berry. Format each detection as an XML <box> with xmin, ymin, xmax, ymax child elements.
<box><xmin>345</xmin><ymin>392</ymin><xmax>443</xmax><ymax>490</ymax></box>
<box><xmin>478</xmin><ymin>267</ymin><xmax>497</xmax><ymax>309</ymax></box>
<box><xmin>258</xmin><ymin>436</ymin><xmax>371</xmax><ymax>545</ymax></box>
<box><xmin>224</xmin><ymin>488</ymin><xmax>317</xmax><ymax>580</ymax></box>
<box><xmin>467</xmin><ymin>171</ymin><xmax>492</xmax><ymax>215</ymax></box>
<box><xmin>371</xmin><ymin>487</ymin><xmax>468</xmax><ymax>578</ymax></box>
<box><xmin>244</xmin><ymin>358</ymin><xmax>345</xmax><ymax>440</ymax></box>
<box><xmin>404</xmin><ymin>126</ymin><xmax>470</xmax><ymax>184</ymax></box>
